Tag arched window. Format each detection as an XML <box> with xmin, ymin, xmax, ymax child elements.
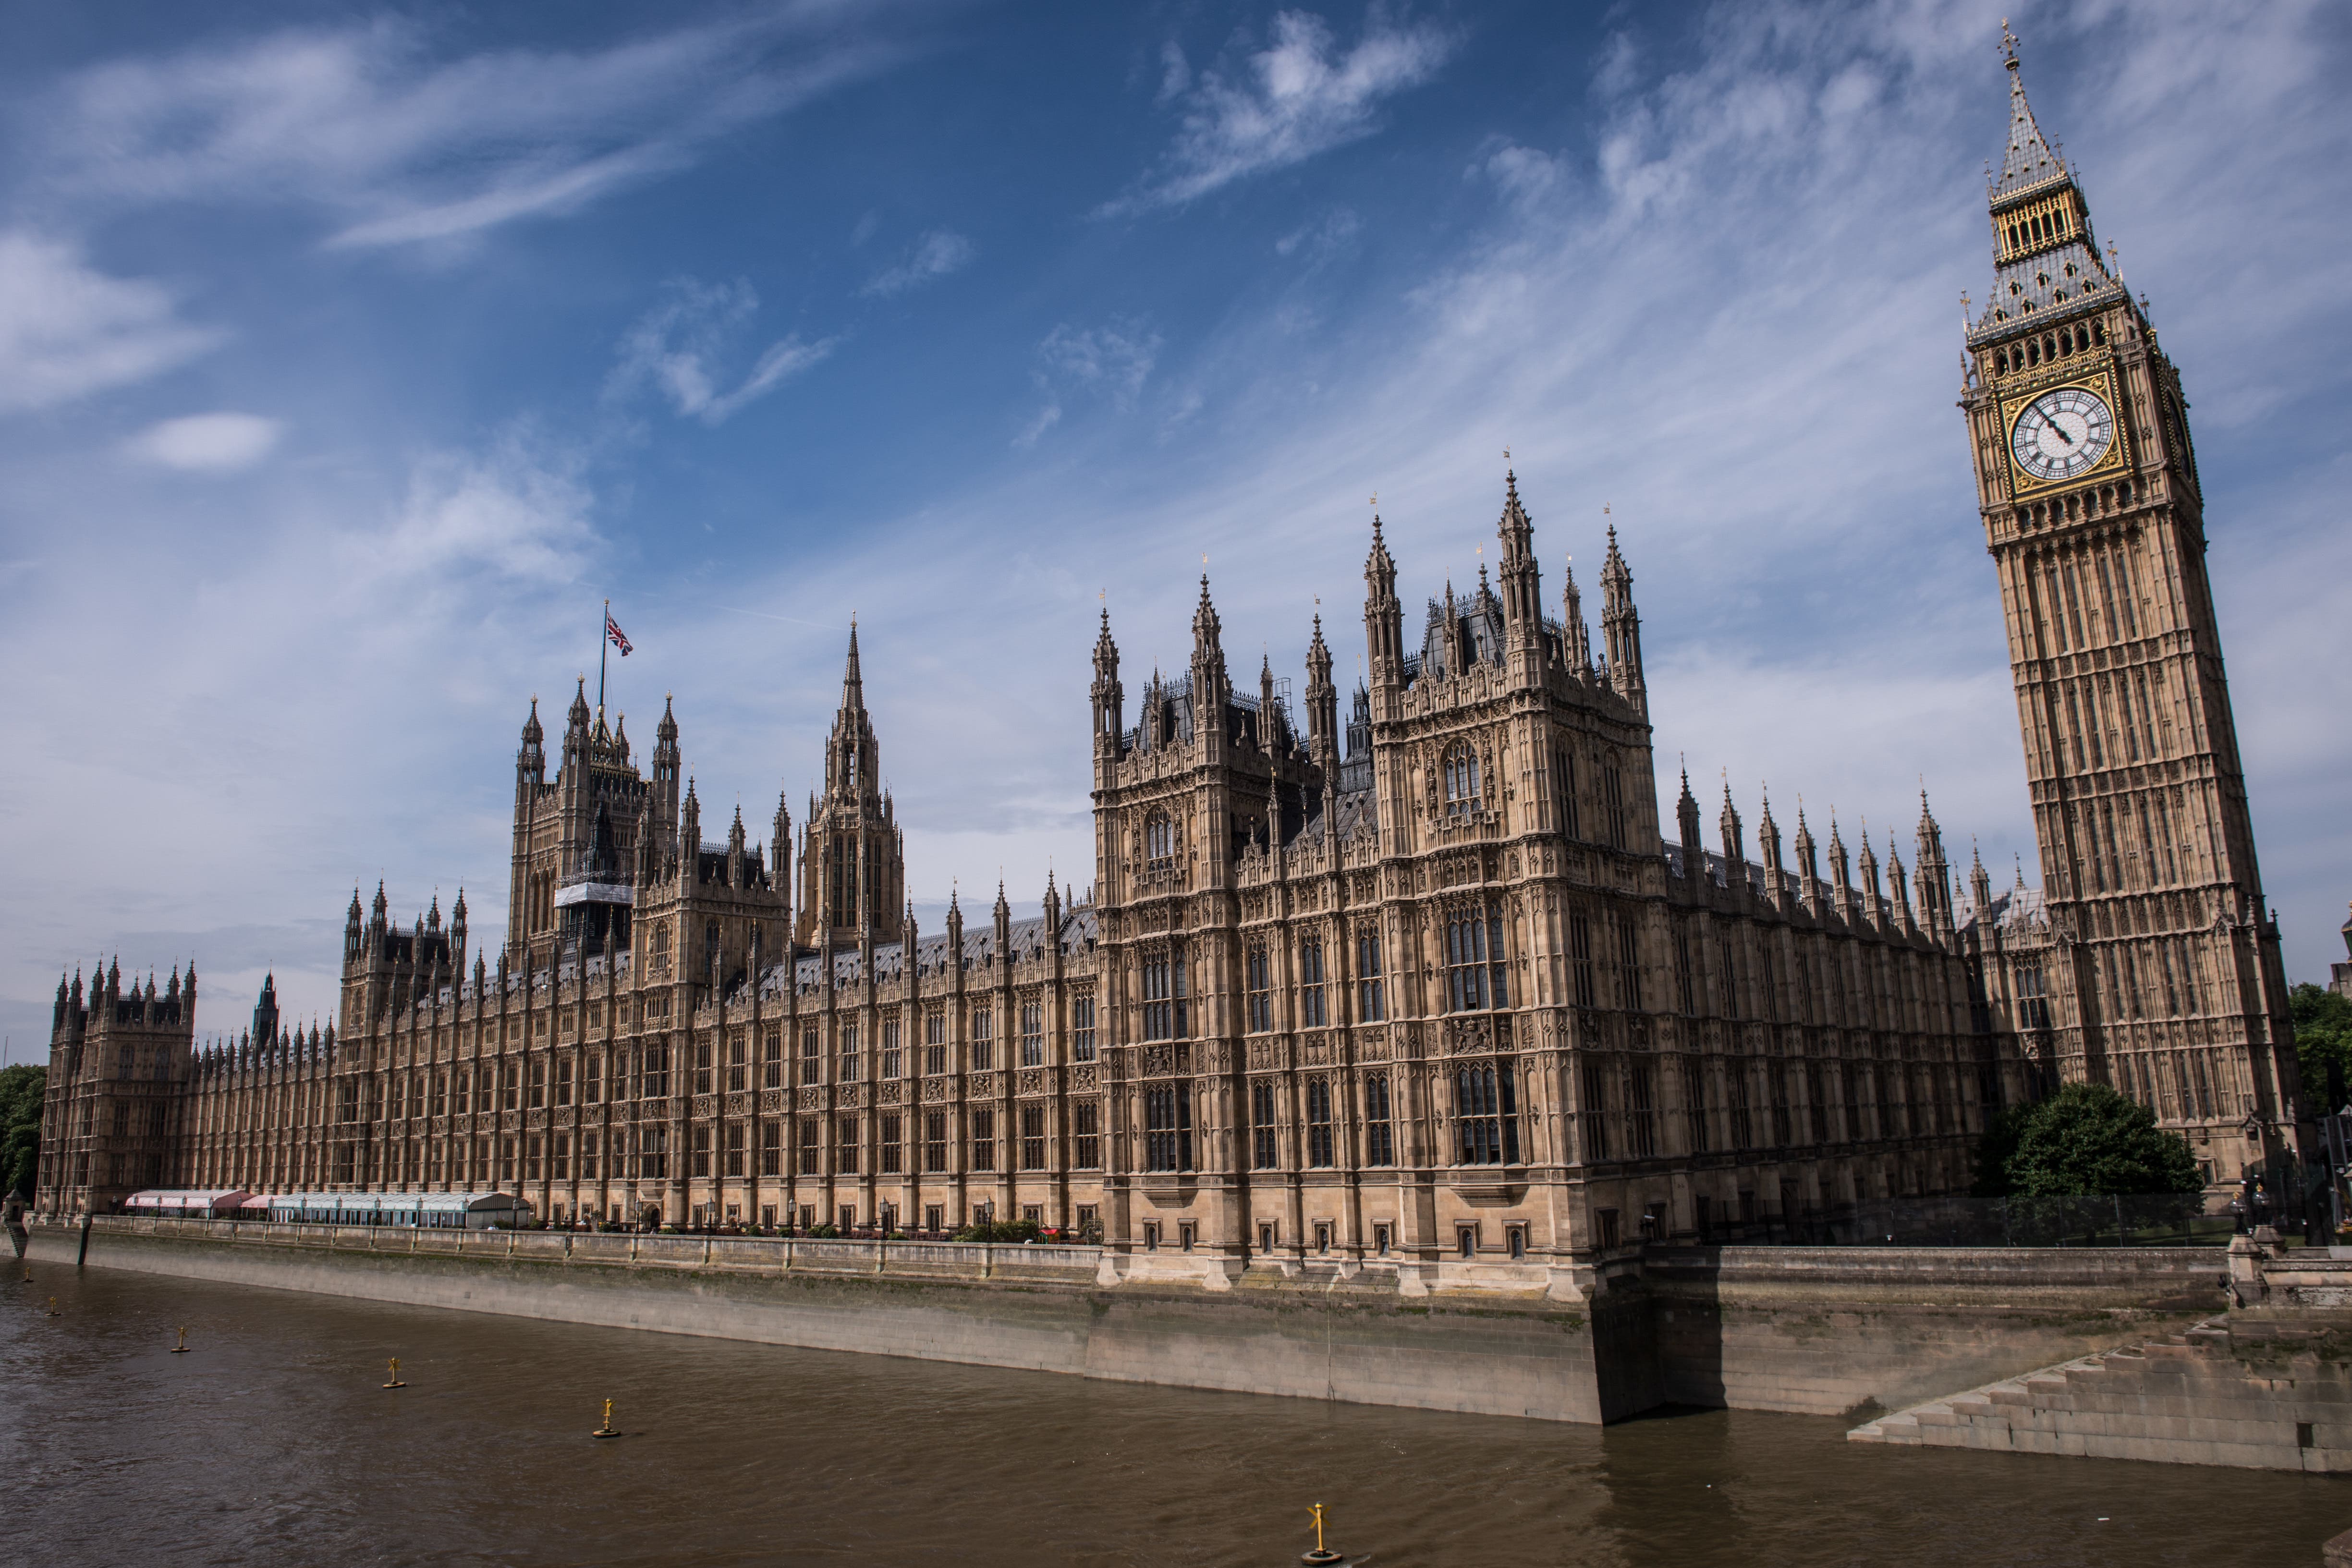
<box><xmin>1443</xmin><ymin>744</ymin><xmax>1482</xmax><ymax>816</ymax></box>
<box><xmin>1145</xmin><ymin>812</ymin><xmax>1174</xmax><ymax>866</ymax></box>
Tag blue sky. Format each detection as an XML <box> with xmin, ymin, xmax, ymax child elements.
<box><xmin>2</xmin><ymin>0</ymin><xmax>2347</xmax><ymax>1057</ymax></box>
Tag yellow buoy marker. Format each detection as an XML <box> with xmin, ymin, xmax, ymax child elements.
<box><xmin>592</xmin><ymin>1398</ymin><xmax>621</xmax><ymax>1439</ymax></box>
<box><xmin>382</xmin><ymin>1357</ymin><xmax>406</xmax><ymax>1389</ymax></box>
<box><xmin>46</xmin><ymin>1295</ymin><xmax>61</xmax><ymax>1318</ymax></box>
<box><xmin>172</xmin><ymin>1325</ymin><xmax>190</xmax><ymax>1353</ymax></box>
<box><xmin>1302</xmin><ymin>1501</ymin><xmax>1343</xmax><ymax>1565</ymax></box>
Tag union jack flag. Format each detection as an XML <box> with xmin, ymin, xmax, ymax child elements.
<box><xmin>606</xmin><ymin>612</ymin><xmax>633</xmax><ymax>656</ymax></box>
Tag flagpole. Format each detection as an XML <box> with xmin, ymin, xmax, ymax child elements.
<box><xmin>598</xmin><ymin>598</ymin><xmax>609</xmax><ymax>717</ymax></box>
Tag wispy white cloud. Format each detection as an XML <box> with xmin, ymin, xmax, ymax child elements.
<box><xmin>1106</xmin><ymin>8</ymin><xmax>1456</xmax><ymax>215</ymax></box>
<box><xmin>860</xmin><ymin>230</ymin><xmax>975</xmax><ymax>297</ymax></box>
<box><xmin>0</xmin><ymin>231</ymin><xmax>220</xmax><ymax>414</ymax></box>
<box><xmin>1014</xmin><ymin>318</ymin><xmax>1162</xmax><ymax>445</ymax></box>
<box><xmin>608</xmin><ymin>279</ymin><xmax>839</xmax><ymax>425</ymax></box>
<box><xmin>1037</xmin><ymin>320</ymin><xmax>1160</xmax><ymax>406</ymax></box>
<box><xmin>36</xmin><ymin>7</ymin><xmax>923</xmax><ymax>250</ymax></box>
<box><xmin>124</xmin><ymin>412</ymin><xmax>283</xmax><ymax>473</ymax></box>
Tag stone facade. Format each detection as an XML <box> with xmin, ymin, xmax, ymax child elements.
<box><xmin>37</xmin><ymin>45</ymin><xmax>2300</xmax><ymax>1273</ymax></box>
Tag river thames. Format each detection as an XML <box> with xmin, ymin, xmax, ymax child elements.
<box><xmin>1</xmin><ymin>1265</ymin><xmax>2343</xmax><ymax>1566</ymax></box>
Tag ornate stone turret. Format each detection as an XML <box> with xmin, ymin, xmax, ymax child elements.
<box><xmin>1599</xmin><ymin>524</ymin><xmax>1644</xmax><ymax>705</ymax></box>
<box><xmin>1675</xmin><ymin>767</ymin><xmax>1703</xmax><ymax>875</ymax></box>
<box><xmin>798</xmin><ymin>623</ymin><xmax>905</xmax><ymax>946</ymax></box>
<box><xmin>1091</xmin><ymin>608</ymin><xmax>1123</xmax><ymax>758</ymax></box>
<box><xmin>1913</xmin><ymin>791</ymin><xmax>1954</xmax><ymax>938</ymax></box>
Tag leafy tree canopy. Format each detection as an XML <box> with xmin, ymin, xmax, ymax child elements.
<box><xmin>2291</xmin><ymin>982</ymin><xmax>2352</xmax><ymax>1116</ymax></box>
<box><xmin>0</xmin><ymin>1063</ymin><xmax>44</xmax><ymax>1201</ymax></box>
<box><xmin>1973</xmin><ymin>1082</ymin><xmax>2203</xmax><ymax>1198</ymax></box>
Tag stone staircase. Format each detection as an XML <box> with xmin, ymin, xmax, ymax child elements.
<box><xmin>1849</xmin><ymin>1313</ymin><xmax>2352</xmax><ymax>1471</ymax></box>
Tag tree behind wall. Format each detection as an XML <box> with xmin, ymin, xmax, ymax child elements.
<box><xmin>1973</xmin><ymin>1082</ymin><xmax>2203</xmax><ymax>1198</ymax></box>
<box><xmin>0</xmin><ymin>1064</ymin><xmax>43</xmax><ymax>1200</ymax></box>
<box><xmin>2291</xmin><ymin>983</ymin><xmax>2352</xmax><ymax>1115</ymax></box>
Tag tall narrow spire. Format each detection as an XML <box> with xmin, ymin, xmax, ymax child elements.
<box><xmin>1992</xmin><ymin>22</ymin><xmax>2058</xmax><ymax>200</ymax></box>
<box><xmin>841</xmin><ymin>620</ymin><xmax>865</xmax><ymax>713</ymax></box>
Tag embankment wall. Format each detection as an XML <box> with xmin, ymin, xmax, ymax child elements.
<box><xmin>28</xmin><ymin>1222</ymin><xmax>2230</xmax><ymax>1429</ymax></box>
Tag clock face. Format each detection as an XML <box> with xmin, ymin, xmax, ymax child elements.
<box><xmin>2011</xmin><ymin>385</ymin><xmax>2115</xmax><ymax>483</ymax></box>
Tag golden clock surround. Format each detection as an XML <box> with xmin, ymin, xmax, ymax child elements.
<box><xmin>1995</xmin><ymin>363</ymin><xmax>2127</xmax><ymax>500</ymax></box>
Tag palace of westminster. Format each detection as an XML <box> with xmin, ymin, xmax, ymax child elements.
<box><xmin>35</xmin><ymin>49</ymin><xmax>2305</xmax><ymax>1278</ymax></box>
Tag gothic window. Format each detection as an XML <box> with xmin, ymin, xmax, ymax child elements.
<box><xmin>797</xmin><ymin>1118</ymin><xmax>818</xmax><ymax>1175</ymax></box>
<box><xmin>762</xmin><ymin>1028</ymin><xmax>784</xmax><ymax>1090</ymax></box>
<box><xmin>1446</xmin><ymin>907</ymin><xmax>1509</xmax><ymax>1012</ymax></box>
<box><xmin>1570</xmin><ymin>916</ymin><xmax>1596</xmax><ymax>1009</ymax></box>
<box><xmin>1674</xmin><ymin>929</ymin><xmax>1694</xmax><ymax>1016</ymax></box>
<box><xmin>2013</xmin><ymin>963</ymin><xmax>2051</xmax><ymax>1034</ymax></box>
<box><xmin>1019</xmin><ymin>998</ymin><xmax>1044</xmax><ymax>1066</ymax></box>
<box><xmin>692</xmin><ymin>1038</ymin><xmax>711</xmax><ymax>1097</ymax></box>
<box><xmin>881</xmin><ymin>1113</ymin><xmax>903</xmax><ymax>1174</ymax></box>
<box><xmin>1627</xmin><ymin>1060</ymin><xmax>1657</xmax><ymax>1159</ymax></box>
<box><xmin>1579</xmin><ymin>1059</ymin><xmax>1611</xmax><ymax>1161</ymax></box>
<box><xmin>761</xmin><ymin>1121</ymin><xmax>781</xmax><ymax>1177</ymax></box>
<box><xmin>640</xmin><ymin>1127</ymin><xmax>668</xmax><ymax>1179</ymax></box>
<box><xmin>1073</xmin><ymin>1102</ymin><xmax>1101</xmax><ymax>1169</ymax></box>
<box><xmin>1142</xmin><ymin>950</ymin><xmax>1189</xmax><ymax>1040</ymax></box>
<box><xmin>1356</xmin><ymin>932</ymin><xmax>1385</xmax><ymax>1022</ymax></box>
<box><xmin>970</xmin><ymin>1006</ymin><xmax>993</xmax><ymax>1070</ymax></box>
<box><xmin>1458</xmin><ymin>1062</ymin><xmax>1519</xmax><ymax>1165</ymax></box>
<box><xmin>844</xmin><ymin>743</ymin><xmax>859</xmax><ymax>791</ymax></box>
<box><xmin>1843</xmin><ymin>1063</ymin><xmax>1865</xmax><ymax>1141</ymax></box>
<box><xmin>1299</xmin><ymin>938</ymin><xmax>1327</xmax><ymax>1027</ymax></box>
<box><xmin>1145</xmin><ymin>812</ymin><xmax>1175</xmax><ymax>867</ymax></box>
<box><xmin>691</xmin><ymin>1126</ymin><xmax>711</xmax><ymax>1178</ymax></box>
<box><xmin>1615</xmin><ymin>917</ymin><xmax>1643</xmax><ymax>1011</ymax></box>
<box><xmin>723</xmin><ymin>1124</ymin><xmax>744</xmax><ymax>1179</ymax></box>
<box><xmin>1363</xmin><ymin>1074</ymin><xmax>1394</xmax><ymax>1166</ymax></box>
<box><xmin>1305</xmin><ymin>1078</ymin><xmax>1335</xmax><ymax>1167</ymax></box>
<box><xmin>1554</xmin><ymin>746</ymin><xmax>1580</xmax><ymax>838</ymax></box>
<box><xmin>881</xmin><ymin>1016</ymin><xmax>902</xmax><ymax>1080</ymax></box>
<box><xmin>840</xmin><ymin>1019</ymin><xmax>862</xmax><ymax>1082</ymax></box>
<box><xmin>1683</xmin><ymin>1058</ymin><xmax>1712</xmax><ymax>1153</ymax></box>
<box><xmin>1769</xmin><ymin>1063</ymin><xmax>1791</xmax><ymax>1147</ymax></box>
<box><xmin>1246</xmin><ymin>947</ymin><xmax>1272</xmax><ymax>1033</ymax></box>
<box><xmin>924</xmin><ymin>1008</ymin><xmax>947</xmax><ymax>1075</ymax></box>
<box><xmin>836</xmin><ymin>1117</ymin><xmax>858</xmax><ymax>1174</ymax></box>
<box><xmin>1144</xmin><ymin>1085</ymin><xmax>1194</xmax><ymax>1171</ymax></box>
<box><xmin>1019</xmin><ymin>1105</ymin><xmax>1046</xmax><ymax>1170</ymax></box>
<box><xmin>1729</xmin><ymin>1060</ymin><xmax>1754</xmax><ymax>1149</ymax></box>
<box><xmin>727</xmin><ymin>1031</ymin><xmax>747</xmax><ymax>1093</ymax></box>
<box><xmin>924</xmin><ymin>1111</ymin><xmax>948</xmax><ymax>1172</ymax></box>
<box><xmin>1250</xmin><ymin>1081</ymin><xmax>1279</xmax><ymax>1169</ymax></box>
<box><xmin>1072</xmin><ymin>995</ymin><xmax>1097</xmax><ymax>1062</ymax></box>
<box><xmin>970</xmin><ymin>1108</ymin><xmax>995</xmax><ymax>1172</ymax></box>
<box><xmin>1443</xmin><ymin>744</ymin><xmax>1482</xmax><ymax>816</ymax></box>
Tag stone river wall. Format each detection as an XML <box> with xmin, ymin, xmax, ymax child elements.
<box><xmin>27</xmin><ymin>1220</ymin><xmax>2233</xmax><ymax>1433</ymax></box>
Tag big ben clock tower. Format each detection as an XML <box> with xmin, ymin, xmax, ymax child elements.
<box><xmin>1960</xmin><ymin>27</ymin><xmax>2300</xmax><ymax>1184</ymax></box>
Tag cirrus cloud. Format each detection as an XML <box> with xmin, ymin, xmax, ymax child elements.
<box><xmin>0</xmin><ymin>231</ymin><xmax>221</xmax><ymax>415</ymax></box>
<box><xmin>1104</xmin><ymin>8</ymin><xmax>1457</xmax><ymax>216</ymax></box>
<box><xmin>124</xmin><ymin>412</ymin><xmax>284</xmax><ymax>474</ymax></box>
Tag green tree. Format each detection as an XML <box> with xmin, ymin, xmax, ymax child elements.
<box><xmin>2290</xmin><ymin>983</ymin><xmax>2352</xmax><ymax>1114</ymax></box>
<box><xmin>0</xmin><ymin>1063</ymin><xmax>44</xmax><ymax>1200</ymax></box>
<box><xmin>1970</xmin><ymin>1104</ymin><xmax>2031</xmax><ymax>1197</ymax></box>
<box><xmin>1996</xmin><ymin>1082</ymin><xmax>2203</xmax><ymax>1197</ymax></box>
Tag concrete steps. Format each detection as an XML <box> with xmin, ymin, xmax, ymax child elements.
<box><xmin>1849</xmin><ymin>1315</ymin><xmax>2352</xmax><ymax>1470</ymax></box>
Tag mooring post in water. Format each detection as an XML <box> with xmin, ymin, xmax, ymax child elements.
<box><xmin>77</xmin><ymin>1212</ymin><xmax>92</xmax><ymax>1266</ymax></box>
<box><xmin>1302</xmin><ymin>1501</ymin><xmax>1342</xmax><ymax>1565</ymax></box>
<box><xmin>592</xmin><ymin>1398</ymin><xmax>620</xmax><ymax>1439</ymax></box>
<box><xmin>172</xmin><ymin>1325</ymin><xmax>189</xmax><ymax>1353</ymax></box>
<box><xmin>382</xmin><ymin>1357</ymin><xmax>406</xmax><ymax>1388</ymax></box>
<box><xmin>47</xmin><ymin>1295</ymin><xmax>61</xmax><ymax>1317</ymax></box>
